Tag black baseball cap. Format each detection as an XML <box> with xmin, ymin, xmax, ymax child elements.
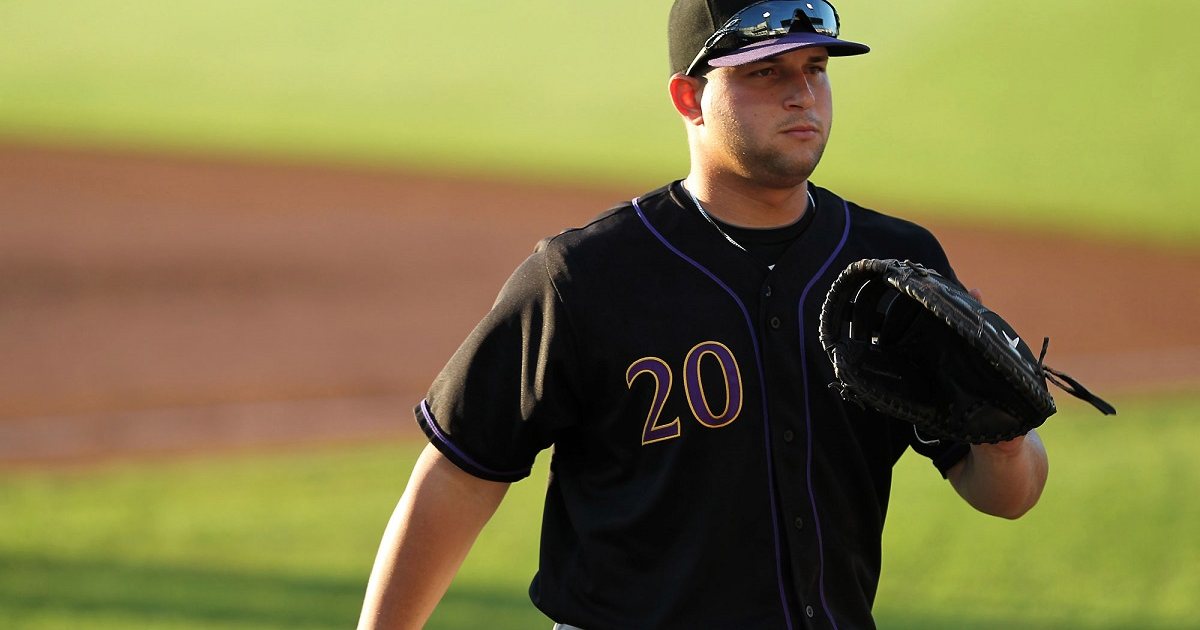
<box><xmin>669</xmin><ymin>0</ymin><xmax>870</xmax><ymax>76</ymax></box>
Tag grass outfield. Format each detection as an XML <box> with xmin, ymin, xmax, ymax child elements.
<box><xmin>0</xmin><ymin>0</ymin><xmax>1196</xmax><ymax>245</ymax></box>
<box><xmin>877</xmin><ymin>393</ymin><xmax>1200</xmax><ymax>629</ymax></box>
<box><xmin>1</xmin><ymin>394</ymin><xmax>1196</xmax><ymax>628</ymax></box>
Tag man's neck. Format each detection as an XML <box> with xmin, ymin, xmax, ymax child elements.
<box><xmin>682</xmin><ymin>173</ymin><xmax>812</xmax><ymax>228</ymax></box>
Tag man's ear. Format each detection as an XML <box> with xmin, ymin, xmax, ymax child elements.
<box><xmin>668</xmin><ymin>72</ymin><xmax>705</xmax><ymax>125</ymax></box>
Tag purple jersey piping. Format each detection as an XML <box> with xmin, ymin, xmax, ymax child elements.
<box><xmin>797</xmin><ymin>197</ymin><xmax>851</xmax><ymax>629</ymax></box>
<box><xmin>632</xmin><ymin>197</ymin><xmax>795</xmax><ymax>630</ymax></box>
<box><xmin>419</xmin><ymin>399</ymin><xmax>532</xmax><ymax>479</ymax></box>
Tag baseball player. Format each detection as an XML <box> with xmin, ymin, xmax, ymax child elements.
<box><xmin>358</xmin><ymin>1</ymin><xmax>1048</xmax><ymax>628</ymax></box>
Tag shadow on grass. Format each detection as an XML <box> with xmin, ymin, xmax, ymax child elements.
<box><xmin>875</xmin><ymin>608</ymin><xmax>1198</xmax><ymax>630</ymax></box>
<box><xmin>0</xmin><ymin>551</ymin><xmax>551</xmax><ymax>629</ymax></box>
<box><xmin>878</xmin><ymin>618</ymin><xmax>1198</xmax><ymax>630</ymax></box>
<box><xmin>0</xmin><ymin>552</ymin><xmax>361</xmax><ymax>628</ymax></box>
<box><xmin>5</xmin><ymin>552</ymin><xmax>1191</xmax><ymax>630</ymax></box>
<box><xmin>426</xmin><ymin>584</ymin><xmax>551</xmax><ymax>629</ymax></box>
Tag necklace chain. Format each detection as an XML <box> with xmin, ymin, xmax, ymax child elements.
<box><xmin>684</xmin><ymin>185</ymin><xmax>815</xmax><ymax>253</ymax></box>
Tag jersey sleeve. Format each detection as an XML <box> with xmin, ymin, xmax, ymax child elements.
<box><xmin>416</xmin><ymin>248</ymin><xmax>583</xmax><ymax>482</ymax></box>
<box><xmin>889</xmin><ymin>221</ymin><xmax>972</xmax><ymax>476</ymax></box>
<box><xmin>905</xmin><ymin>424</ymin><xmax>971</xmax><ymax>477</ymax></box>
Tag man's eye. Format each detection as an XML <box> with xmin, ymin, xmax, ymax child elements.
<box><xmin>750</xmin><ymin>67</ymin><xmax>775</xmax><ymax>77</ymax></box>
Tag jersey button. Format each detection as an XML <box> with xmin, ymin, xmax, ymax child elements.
<box><xmin>806</xmin><ymin>605</ymin><xmax>815</xmax><ymax>618</ymax></box>
<box><xmin>770</xmin><ymin>316</ymin><xmax>781</xmax><ymax>329</ymax></box>
<box><xmin>783</xmin><ymin>429</ymin><xmax>795</xmax><ymax>443</ymax></box>
<box><xmin>764</xmin><ymin>285</ymin><xmax>773</xmax><ymax>297</ymax></box>
<box><xmin>794</xmin><ymin>517</ymin><xmax>804</xmax><ymax>530</ymax></box>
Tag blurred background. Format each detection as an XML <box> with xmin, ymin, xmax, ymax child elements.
<box><xmin>1</xmin><ymin>1</ymin><xmax>1197</xmax><ymax>628</ymax></box>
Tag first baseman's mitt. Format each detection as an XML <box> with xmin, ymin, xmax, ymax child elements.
<box><xmin>818</xmin><ymin>258</ymin><xmax>1116</xmax><ymax>444</ymax></box>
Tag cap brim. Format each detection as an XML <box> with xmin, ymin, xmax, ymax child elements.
<box><xmin>707</xmin><ymin>33</ymin><xmax>869</xmax><ymax>68</ymax></box>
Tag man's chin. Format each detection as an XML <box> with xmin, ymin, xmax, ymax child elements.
<box><xmin>757</xmin><ymin>161</ymin><xmax>820</xmax><ymax>189</ymax></box>
<box><xmin>764</xmin><ymin>147</ymin><xmax>824</xmax><ymax>184</ymax></box>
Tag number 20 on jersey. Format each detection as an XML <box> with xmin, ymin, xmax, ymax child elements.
<box><xmin>626</xmin><ymin>341</ymin><xmax>744</xmax><ymax>445</ymax></box>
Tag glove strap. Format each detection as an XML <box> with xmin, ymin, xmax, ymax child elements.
<box><xmin>1035</xmin><ymin>338</ymin><xmax>1117</xmax><ymax>415</ymax></box>
<box><xmin>1042</xmin><ymin>365</ymin><xmax>1117</xmax><ymax>415</ymax></box>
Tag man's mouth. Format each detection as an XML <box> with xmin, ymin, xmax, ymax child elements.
<box><xmin>782</xmin><ymin>123</ymin><xmax>821</xmax><ymax>139</ymax></box>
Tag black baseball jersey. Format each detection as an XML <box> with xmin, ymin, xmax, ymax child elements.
<box><xmin>417</xmin><ymin>181</ymin><xmax>970</xmax><ymax>630</ymax></box>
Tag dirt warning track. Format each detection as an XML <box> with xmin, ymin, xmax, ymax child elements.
<box><xmin>2</xmin><ymin>145</ymin><xmax>1197</xmax><ymax>466</ymax></box>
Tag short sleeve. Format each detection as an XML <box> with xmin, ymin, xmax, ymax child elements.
<box><xmin>906</xmin><ymin>425</ymin><xmax>970</xmax><ymax>478</ymax></box>
<box><xmin>416</xmin><ymin>249</ymin><xmax>582</xmax><ymax>482</ymax></box>
<box><xmin>880</xmin><ymin>217</ymin><xmax>972</xmax><ymax>477</ymax></box>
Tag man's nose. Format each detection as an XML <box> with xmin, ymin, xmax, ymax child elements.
<box><xmin>785</xmin><ymin>75</ymin><xmax>816</xmax><ymax>108</ymax></box>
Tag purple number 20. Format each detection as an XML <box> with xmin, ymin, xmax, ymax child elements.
<box><xmin>627</xmin><ymin>341</ymin><xmax>744</xmax><ymax>445</ymax></box>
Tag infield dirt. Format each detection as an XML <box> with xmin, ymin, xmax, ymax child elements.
<box><xmin>3</xmin><ymin>145</ymin><xmax>1198</xmax><ymax>466</ymax></box>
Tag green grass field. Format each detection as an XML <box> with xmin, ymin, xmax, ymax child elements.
<box><xmin>2</xmin><ymin>394</ymin><xmax>1197</xmax><ymax>629</ymax></box>
<box><xmin>1</xmin><ymin>0</ymin><xmax>1197</xmax><ymax>245</ymax></box>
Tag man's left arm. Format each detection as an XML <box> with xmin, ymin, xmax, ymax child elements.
<box><xmin>945</xmin><ymin>429</ymin><xmax>1048</xmax><ymax>519</ymax></box>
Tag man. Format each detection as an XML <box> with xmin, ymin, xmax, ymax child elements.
<box><xmin>358</xmin><ymin>1</ymin><xmax>1048</xmax><ymax>628</ymax></box>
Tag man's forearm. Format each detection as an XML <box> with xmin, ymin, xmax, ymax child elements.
<box><xmin>358</xmin><ymin>444</ymin><xmax>510</xmax><ymax>630</ymax></box>
<box><xmin>947</xmin><ymin>429</ymin><xmax>1048</xmax><ymax>519</ymax></box>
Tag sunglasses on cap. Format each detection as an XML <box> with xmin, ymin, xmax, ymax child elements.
<box><xmin>684</xmin><ymin>1</ymin><xmax>846</xmax><ymax>76</ymax></box>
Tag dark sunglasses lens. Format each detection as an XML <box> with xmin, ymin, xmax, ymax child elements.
<box><xmin>801</xmin><ymin>1</ymin><xmax>840</xmax><ymax>38</ymax></box>
<box><xmin>736</xmin><ymin>1</ymin><xmax>840</xmax><ymax>39</ymax></box>
<box><xmin>687</xmin><ymin>1</ymin><xmax>843</xmax><ymax>75</ymax></box>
